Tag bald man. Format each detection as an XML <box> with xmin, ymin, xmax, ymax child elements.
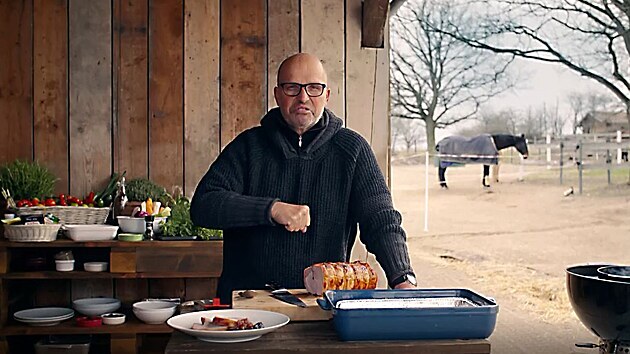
<box><xmin>191</xmin><ymin>53</ymin><xmax>415</xmax><ymax>305</ymax></box>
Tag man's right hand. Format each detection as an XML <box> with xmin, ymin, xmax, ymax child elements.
<box><xmin>270</xmin><ymin>201</ymin><xmax>310</xmax><ymax>233</ymax></box>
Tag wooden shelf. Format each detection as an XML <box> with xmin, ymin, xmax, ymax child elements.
<box><xmin>2</xmin><ymin>271</ymin><xmax>218</xmax><ymax>279</ymax></box>
<box><xmin>0</xmin><ymin>317</ymin><xmax>172</xmax><ymax>335</ymax></box>
<box><xmin>0</xmin><ymin>240</ymin><xmax>221</xmax><ymax>248</ymax></box>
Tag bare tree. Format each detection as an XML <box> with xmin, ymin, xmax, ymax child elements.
<box><xmin>548</xmin><ymin>99</ymin><xmax>568</xmax><ymax>137</ymax></box>
<box><xmin>567</xmin><ymin>91</ymin><xmax>615</xmax><ymax>133</ymax></box>
<box><xmin>390</xmin><ymin>0</ymin><xmax>516</xmax><ymax>154</ymax></box>
<box><xmin>391</xmin><ymin>116</ymin><xmax>425</xmax><ymax>153</ymax></box>
<box><xmin>437</xmin><ymin>0</ymin><xmax>630</xmax><ymax>126</ymax></box>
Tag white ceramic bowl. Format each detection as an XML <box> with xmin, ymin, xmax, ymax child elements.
<box><xmin>132</xmin><ymin>301</ymin><xmax>177</xmax><ymax>324</ymax></box>
<box><xmin>64</xmin><ymin>225</ymin><xmax>119</xmax><ymax>241</ymax></box>
<box><xmin>72</xmin><ymin>298</ymin><xmax>121</xmax><ymax>316</ymax></box>
<box><xmin>117</xmin><ymin>216</ymin><xmax>167</xmax><ymax>234</ymax></box>
<box><xmin>84</xmin><ymin>262</ymin><xmax>108</xmax><ymax>272</ymax></box>
<box><xmin>55</xmin><ymin>260</ymin><xmax>75</xmax><ymax>272</ymax></box>
<box><xmin>101</xmin><ymin>312</ymin><xmax>126</xmax><ymax>325</ymax></box>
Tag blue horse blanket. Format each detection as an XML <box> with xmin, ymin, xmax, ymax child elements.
<box><xmin>436</xmin><ymin>134</ymin><xmax>498</xmax><ymax>167</ymax></box>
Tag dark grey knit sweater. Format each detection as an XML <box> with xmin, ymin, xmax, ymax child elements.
<box><xmin>191</xmin><ymin>107</ymin><xmax>412</xmax><ymax>304</ymax></box>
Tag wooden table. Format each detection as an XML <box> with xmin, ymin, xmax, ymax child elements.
<box><xmin>165</xmin><ymin>322</ymin><xmax>491</xmax><ymax>354</ymax></box>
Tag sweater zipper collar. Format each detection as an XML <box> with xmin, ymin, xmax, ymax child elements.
<box><xmin>298</xmin><ymin>135</ymin><xmax>302</xmax><ymax>148</ymax></box>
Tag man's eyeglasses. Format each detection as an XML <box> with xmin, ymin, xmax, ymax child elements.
<box><xmin>278</xmin><ymin>82</ymin><xmax>327</xmax><ymax>97</ymax></box>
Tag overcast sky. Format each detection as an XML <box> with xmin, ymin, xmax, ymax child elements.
<box><xmin>434</xmin><ymin>57</ymin><xmax>618</xmax><ymax>141</ymax></box>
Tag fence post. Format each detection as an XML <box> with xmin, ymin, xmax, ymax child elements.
<box><xmin>424</xmin><ymin>151</ymin><xmax>429</xmax><ymax>232</ymax></box>
<box><xmin>607</xmin><ymin>149</ymin><xmax>612</xmax><ymax>185</ymax></box>
<box><xmin>546</xmin><ymin>134</ymin><xmax>551</xmax><ymax>169</ymax></box>
<box><xmin>578</xmin><ymin>141</ymin><xmax>583</xmax><ymax>195</ymax></box>
<box><xmin>617</xmin><ymin>130</ymin><xmax>622</xmax><ymax>164</ymax></box>
<box><xmin>559</xmin><ymin>141</ymin><xmax>564</xmax><ymax>185</ymax></box>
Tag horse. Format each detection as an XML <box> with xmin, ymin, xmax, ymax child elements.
<box><xmin>435</xmin><ymin>134</ymin><xmax>528</xmax><ymax>188</ymax></box>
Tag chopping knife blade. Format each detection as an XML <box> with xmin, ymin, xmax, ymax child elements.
<box><xmin>265</xmin><ymin>283</ymin><xmax>307</xmax><ymax>308</ymax></box>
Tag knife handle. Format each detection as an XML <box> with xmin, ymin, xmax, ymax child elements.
<box><xmin>266</xmin><ymin>282</ymin><xmax>290</xmax><ymax>294</ymax></box>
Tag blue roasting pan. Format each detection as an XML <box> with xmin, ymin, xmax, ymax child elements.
<box><xmin>317</xmin><ymin>288</ymin><xmax>498</xmax><ymax>341</ymax></box>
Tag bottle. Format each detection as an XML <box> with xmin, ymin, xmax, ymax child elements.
<box><xmin>144</xmin><ymin>215</ymin><xmax>155</xmax><ymax>241</ymax></box>
<box><xmin>113</xmin><ymin>177</ymin><xmax>128</xmax><ymax>222</ymax></box>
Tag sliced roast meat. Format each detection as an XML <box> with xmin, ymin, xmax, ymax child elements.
<box><xmin>303</xmin><ymin>261</ymin><xmax>378</xmax><ymax>295</ymax></box>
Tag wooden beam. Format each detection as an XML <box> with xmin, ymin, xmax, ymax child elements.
<box><xmin>389</xmin><ymin>0</ymin><xmax>407</xmax><ymax>17</ymax></box>
<box><xmin>362</xmin><ymin>0</ymin><xmax>389</xmax><ymax>48</ymax></box>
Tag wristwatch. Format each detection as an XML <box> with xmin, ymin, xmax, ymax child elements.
<box><xmin>389</xmin><ymin>272</ymin><xmax>417</xmax><ymax>288</ymax></box>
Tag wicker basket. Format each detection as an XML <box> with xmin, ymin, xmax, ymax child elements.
<box><xmin>4</xmin><ymin>224</ymin><xmax>62</xmax><ymax>242</ymax></box>
<box><xmin>16</xmin><ymin>206</ymin><xmax>110</xmax><ymax>225</ymax></box>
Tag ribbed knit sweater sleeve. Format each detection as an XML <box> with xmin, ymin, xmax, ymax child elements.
<box><xmin>190</xmin><ymin>131</ymin><xmax>277</xmax><ymax>229</ymax></box>
<box><xmin>347</xmin><ymin>135</ymin><xmax>413</xmax><ymax>282</ymax></box>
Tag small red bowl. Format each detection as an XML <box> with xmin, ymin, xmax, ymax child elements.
<box><xmin>76</xmin><ymin>316</ymin><xmax>102</xmax><ymax>327</ymax></box>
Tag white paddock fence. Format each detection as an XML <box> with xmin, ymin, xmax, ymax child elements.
<box><xmin>418</xmin><ymin>151</ymin><xmax>526</xmax><ymax>232</ymax></box>
<box><xmin>528</xmin><ymin>131</ymin><xmax>630</xmax><ymax>194</ymax></box>
<box><xmin>392</xmin><ymin>132</ymin><xmax>630</xmax><ymax>232</ymax></box>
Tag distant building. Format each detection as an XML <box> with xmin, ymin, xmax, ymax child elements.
<box><xmin>579</xmin><ymin>111</ymin><xmax>629</xmax><ymax>134</ymax></box>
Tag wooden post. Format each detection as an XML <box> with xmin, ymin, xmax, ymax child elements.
<box><xmin>546</xmin><ymin>134</ymin><xmax>551</xmax><ymax>169</ymax></box>
<box><xmin>111</xmin><ymin>333</ymin><xmax>137</xmax><ymax>354</ymax></box>
<box><xmin>617</xmin><ymin>130</ymin><xmax>622</xmax><ymax>164</ymax></box>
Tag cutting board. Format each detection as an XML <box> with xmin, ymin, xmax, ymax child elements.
<box><xmin>232</xmin><ymin>289</ymin><xmax>332</xmax><ymax>321</ymax></box>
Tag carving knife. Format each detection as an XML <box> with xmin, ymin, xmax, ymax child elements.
<box><xmin>265</xmin><ymin>283</ymin><xmax>307</xmax><ymax>308</ymax></box>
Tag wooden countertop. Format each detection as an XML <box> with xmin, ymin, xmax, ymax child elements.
<box><xmin>165</xmin><ymin>321</ymin><xmax>491</xmax><ymax>354</ymax></box>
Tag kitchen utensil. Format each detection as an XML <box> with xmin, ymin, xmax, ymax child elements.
<box><xmin>318</xmin><ymin>288</ymin><xmax>498</xmax><ymax>341</ymax></box>
<box><xmin>265</xmin><ymin>283</ymin><xmax>307</xmax><ymax>308</ymax></box>
<box><xmin>232</xmin><ymin>289</ymin><xmax>330</xmax><ymax>321</ymax></box>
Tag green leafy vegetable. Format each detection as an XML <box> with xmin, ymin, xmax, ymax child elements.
<box><xmin>161</xmin><ymin>196</ymin><xmax>222</xmax><ymax>240</ymax></box>
<box><xmin>126</xmin><ymin>178</ymin><xmax>174</xmax><ymax>206</ymax></box>
<box><xmin>0</xmin><ymin>160</ymin><xmax>57</xmax><ymax>200</ymax></box>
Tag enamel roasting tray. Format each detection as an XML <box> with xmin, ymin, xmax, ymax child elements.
<box><xmin>317</xmin><ymin>288</ymin><xmax>498</xmax><ymax>341</ymax></box>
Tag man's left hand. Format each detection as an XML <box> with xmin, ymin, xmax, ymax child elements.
<box><xmin>394</xmin><ymin>281</ymin><xmax>416</xmax><ymax>289</ymax></box>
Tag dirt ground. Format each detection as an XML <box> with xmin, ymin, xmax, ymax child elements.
<box><xmin>389</xmin><ymin>160</ymin><xmax>630</xmax><ymax>354</ymax></box>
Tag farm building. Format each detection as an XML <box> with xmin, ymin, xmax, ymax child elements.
<box><xmin>579</xmin><ymin>111</ymin><xmax>629</xmax><ymax>134</ymax></box>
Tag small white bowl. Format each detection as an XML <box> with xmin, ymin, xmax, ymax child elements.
<box><xmin>101</xmin><ymin>312</ymin><xmax>126</xmax><ymax>325</ymax></box>
<box><xmin>117</xmin><ymin>216</ymin><xmax>167</xmax><ymax>234</ymax></box>
<box><xmin>84</xmin><ymin>262</ymin><xmax>108</xmax><ymax>272</ymax></box>
<box><xmin>132</xmin><ymin>301</ymin><xmax>177</xmax><ymax>324</ymax></box>
<box><xmin>55</xmin><ymin>260</ymin><xmax>75</xmax><ymax>272</ymax></box>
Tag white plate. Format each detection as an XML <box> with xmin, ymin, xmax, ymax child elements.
<box><xmin>14</xmin><ymin>307</ymin><xmax>74</xmax><ymax>326</ymax></box>
<box><xmin>167</xmin><ymin>309</ymin><xmax>290</xmax><ymax>343</ymax></box>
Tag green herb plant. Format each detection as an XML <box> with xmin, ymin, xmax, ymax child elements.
<box><xmin>161</xmin><ymin>196</ymin><xmax>222</xmax><ymax>240</ymax></box>
<box><xmin>0</xmin><ymin>160</ymin><xmax>57</xmax><ymax>200</ymax></box>
<box><xmin>126</xmin><ymin>178</ymin><xmax>174</xmax><ymax>206</ymax></box>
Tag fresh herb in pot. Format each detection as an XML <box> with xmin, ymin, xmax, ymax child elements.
<box><xmin>0</xmin><ymin>160</ymin><xmax>57</xmax><ymax>201</ymax></box>
<box><xmin>161</xmin><ymin>196</ymin><xmax>222</xmax><ymax>240</ymax></box>
<box><xmin>126</xmin><ymin>178</ymin><xmax>174</xmax><ymax>206</ymax></box>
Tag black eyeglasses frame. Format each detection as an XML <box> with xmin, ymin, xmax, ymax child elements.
<box><xmin>278</xmin><ymin>82</ymin><xmax>327</xmax><ymax>97</ymax></box>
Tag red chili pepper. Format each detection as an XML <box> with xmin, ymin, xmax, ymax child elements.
<box><xmin>86</xmin><ymin>191</ymin><xmax>95</xmax><ymax>204</ymax></box>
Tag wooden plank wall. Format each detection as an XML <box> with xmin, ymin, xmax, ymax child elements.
<box><xmin>0</xmin><ymin>0</ymin><xmax>391</xmax><ymax>198</ymax></box>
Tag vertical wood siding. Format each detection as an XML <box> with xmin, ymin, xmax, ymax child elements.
<box><xmin>267</xmin><ymin>0</ymin><xmax>299</xmax><ymax>110</ymax></box>
<box><xmin>220</xmin><ymin>0</ymin><xmax>267</xmax><ymax>149</ymax></box>
<box><xmin>68</xmin><ymin>0</ymin><xmax>112</xmax><ymax>197</ymax></box>
<box><xmin>149</xmin><ymin>0</ymin><xmax>184</xmax><ymax>192</ymax></box>
<box><xmin>33</xmin><ymin>0</ymin><xmax>68</xmax><ymax>193</ymax></box>
<box><xmin>0</xmin><ymin>0</ymin><xmax>33</xmax><ymax>162</ymax></box>
<box><xmin>0</xmin><ymin>0</ymin><xmax>391</xmax><ymax>197</ymax></box>
<box><xmin>301</xmin><ymin>0</ymin><xmax>345</xmax><ymax>118</ymax></box>
<box><xmin>184</xmin><ymin>0</ymin><xmax>220</xmax><ymax>195</ymax></box>
<box><xmin>114</xmin><ymin>0</ymin><xmax>149</xmax><ymax>181</ymax></box>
